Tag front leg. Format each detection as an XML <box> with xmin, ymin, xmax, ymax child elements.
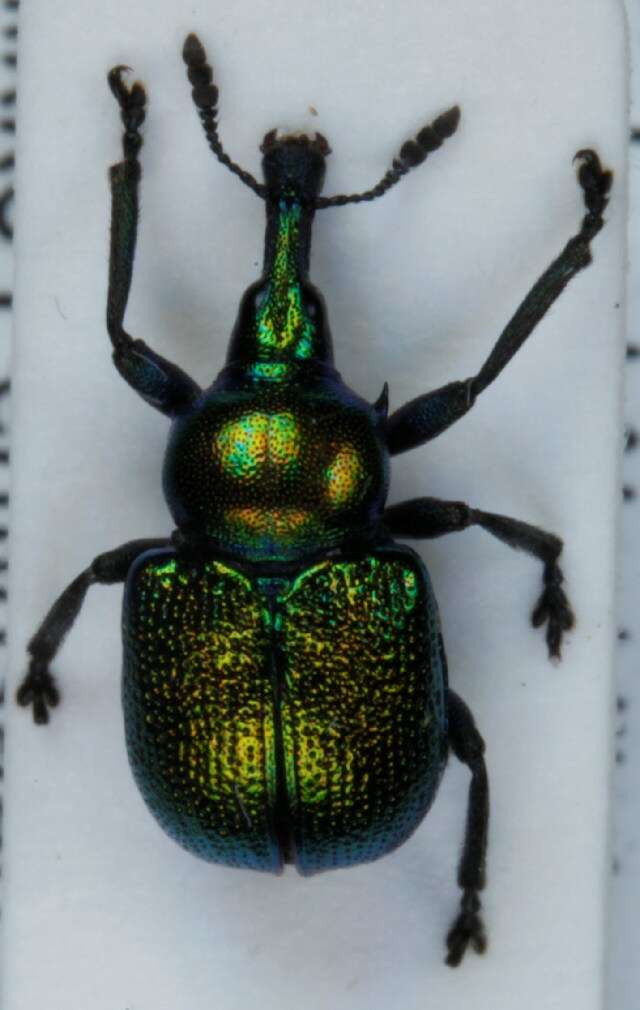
<box><xmin>387</xmin><ymin>150</ymin><xmax>612</xmax><ymax>454</ymax></box>
<box><xmin>16</xmin><ymin>538</ymin><xmax>168</xmax><ymax>723</ymax></box>
<box><xmin>107</xmin><ymin>67</ymin><xmax>200</xmax><ymax>416</ymax></box>
<box><xmin>384</xmin><ymin>497</ymin><xmax>574</xmax><ymax>658</ymax></box>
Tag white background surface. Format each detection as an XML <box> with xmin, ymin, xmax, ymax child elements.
<box><xmin>2</xmin><ymin>2</ymin><xmax>628</xmax><ymax>1009</ymax></box>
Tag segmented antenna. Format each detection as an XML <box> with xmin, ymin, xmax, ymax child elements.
<box><xmin>183</xmin><ymin>34</ymin><xmax>459</xmax><ymax>210</ymax></box>
<box><xmin>182</xmin><ymin>34</ymin><xmax>266</xmax><ymax>198</ymax></box>
<box><xmin>315</xmin><ymin>105</ymin><xmax>461</xmax><ymax>209</ymax></box>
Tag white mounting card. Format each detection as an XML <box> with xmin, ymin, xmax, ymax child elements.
<box><xmin>2</xmin><ymin>2</ymin><xmax>627</xmax><ymax>1009</ymax></box>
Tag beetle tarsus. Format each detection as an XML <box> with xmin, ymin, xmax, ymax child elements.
<box><xmin>574</xmin><ymin>148</ymin><xmax>612</xmax><ymax>228</ymax></box>
<box><xmin>16</xmin><ymin>659</ymin><xmax>60</xmax><ymax>725</ymax></box>
<box><xmin>445</xmin><ymin>890</ymin><xmax>487</xmax><ymax>967</ymax></box>
<box><xmin>531</xmin><ymin>561</ymin><xmax>575</xmax><ymax>659</ymax></box>
<box><xmin>107</xmin><ymin>65</ymin><xmax>147</xmax><ymax>163</ymax></box>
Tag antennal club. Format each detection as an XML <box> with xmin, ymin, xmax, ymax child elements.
<box><xmin>182</xmin><ymin>33</ymin><xmax>266</xmax><ymax>198</ymax></box>
<box><xmin>316</xmin><ymin>105</ymin><xmax>461</xmax><ymax>209</ymax></box>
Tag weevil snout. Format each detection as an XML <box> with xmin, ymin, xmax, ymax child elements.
<box><xmin>260</xmin><ymin>130</ymin><xmax>330</xmax><ymax>202</ymax></box>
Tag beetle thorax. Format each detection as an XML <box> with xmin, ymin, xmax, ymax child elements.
<box><xmin>163</xmin><ymin>378</ymin><xmax>389</xmax><ymax>563</ymax></box>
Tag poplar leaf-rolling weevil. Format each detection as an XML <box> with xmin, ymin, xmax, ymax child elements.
<box><xmin>16</xmin><ymin>34</ymin><xmax>612</xmax><ymax>965</ymax></box>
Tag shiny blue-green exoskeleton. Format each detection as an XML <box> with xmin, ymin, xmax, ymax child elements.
<box><xmin>17</xmin><ymin>33</ymin><xmax>612</xmax><ymax>966</ymax></box>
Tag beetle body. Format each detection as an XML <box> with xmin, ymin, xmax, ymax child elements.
<box><xmin>17</xmin><ymin>33</ymin><xmax>612</xmax><ymax>964</ymax></box>
<box><xmin>125</xmin><ymin>172</ymin><xmax>447</xmax><ymax>872</ymax></box>
<box><xmin>163</xmin><ymin>359</ymin><xmax>389</xmax><ymax>563</ymax></box>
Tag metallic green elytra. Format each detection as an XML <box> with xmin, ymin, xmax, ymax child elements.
<box><xmin>123</xmin><ymin>546</ymin><xmax>447</xmax><ymax>872</ymax></box>
<box><xmin>18</xmin><ymin>30</ymin><xmax>612</xmax><ymax>965</ymax></box>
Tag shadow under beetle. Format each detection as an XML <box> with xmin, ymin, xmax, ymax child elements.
<box><xmin>17</xmin><ymin>34</ymin><xmax>613</xmax><ymax>966</ymax></box>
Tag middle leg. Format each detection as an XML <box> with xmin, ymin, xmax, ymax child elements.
<box><xmin>383</xmin><ymin>496</ymin><xmax>574</xmax><ymax>657</ymax></box>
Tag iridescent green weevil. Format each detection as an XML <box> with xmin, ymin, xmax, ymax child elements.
<box><xmin>16</xmin><ymin>34</ymin><xmax>612</xmax><ymax>966</ymax></box>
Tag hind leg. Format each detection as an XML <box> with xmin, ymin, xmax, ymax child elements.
<box><xmin>445</xmin><ymin>690</ymin><xmax>489</xmax><ymax>967</ymax></box>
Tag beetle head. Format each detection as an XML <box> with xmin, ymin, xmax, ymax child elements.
<box><xmin>260</xmin><ymin>131</ymin><xmax>330</xmax><ymax>203</ymax></box>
